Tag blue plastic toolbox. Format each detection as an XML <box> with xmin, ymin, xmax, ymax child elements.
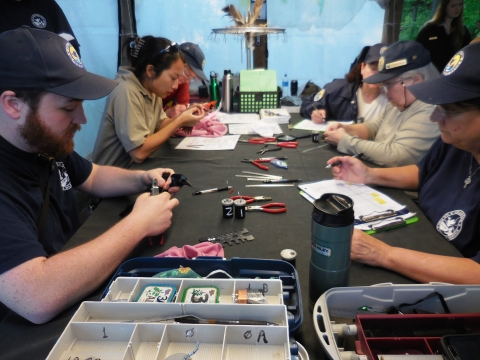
<box><xmin>101</xmin><ymin>257</ymin><xmax>302</xmax><ymax>332</ymax></box>
<box><xmin>46</xmin><ymin>257</ymin><xmax>304</xmax><ymax>360</ymax></box>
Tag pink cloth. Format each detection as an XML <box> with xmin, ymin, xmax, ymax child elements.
<box><xmin>155</xmin><ymin>242</ymin><xmax>224</xmax><ymax>259</ymax></box>
<box><xmin>173</xmin><ymin>113</ymin><xmax>228</xmax><ymax>137</ymax></box>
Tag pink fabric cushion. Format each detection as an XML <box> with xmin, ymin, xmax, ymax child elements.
<box><xmin>155</xmin><ymin>242</ymin><xmax>224</xmax><ymax>259</ymax></box>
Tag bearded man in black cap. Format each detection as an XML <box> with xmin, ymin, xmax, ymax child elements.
<box><xmin>326</xmin><ymin>41</ymin><xmax>480</xmax><ymax>284</ymax></box>
<box><xmin>0</xmin><ymin>27</ymin><xmax>180</xmax><ymax>324</ymax></box>
<box><xmin>324</xmin><ymin>41</ymin><xmax>440</xmax><ymax>167</ymax></box>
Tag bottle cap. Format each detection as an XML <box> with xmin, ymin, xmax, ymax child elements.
<box><xmin>312</xmin><ymin>193</ymin><xmax>354</xmax><ymax>227</ymax></box>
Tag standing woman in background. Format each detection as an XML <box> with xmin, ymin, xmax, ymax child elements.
<box><xmin>92</xmin><ymin>36</ymin><xmax>204</xmax><ymax>168</ymax></box>
<box><xmin>416</xmin><ymin>0</ymin><xmax>471</xmax><ymax>72</ymax></box>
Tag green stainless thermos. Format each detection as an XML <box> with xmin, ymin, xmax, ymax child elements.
<box><xmin>309</xmin><ymin>193</ymin><xmax>354</xmax><ymax>309</ymax></box>
<box><xmin>209</xmin><ymin>71</ymin><xmax>219</xmax><ymax>107</ymax></box>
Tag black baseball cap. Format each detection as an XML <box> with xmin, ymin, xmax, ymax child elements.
<box><xmin>364</xmin><ymin>40</ymin><xmax>431</xmax><ymax>84</ymax></box>
<box><xmin>408</xmin><ymin>42</ymin><xmax>480</xmax><ymax>104</ymax></box>
<box><xmin>364</xmin><ymin>43</ymin><xmax>387</xmax><ymax>64</ymax></box>
<box><xmin>179</xmin><ymin>42</ymin><xmax>208</xmax><ymax>81</ymax></box>
<box><xmin>0</xmin><ymin>26</ymin><xmax>117</xmax><ymax>100</ymax></box>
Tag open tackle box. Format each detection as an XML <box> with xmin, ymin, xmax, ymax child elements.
<box><xmin>46</xmin><ymin>257</ymin><xmax>303</xmax><ymax>360</ymax></box>
<box><xmin>312</xmin><ymin>283</ymin><xmax>480</xmax><ymax>360</ymax></box>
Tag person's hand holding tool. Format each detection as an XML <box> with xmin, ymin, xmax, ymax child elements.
<box><xmin>323</xmin><ymin>121</ymin><xmax>348</xmax><ymax>146</ymax></box>
<box><xmin>130</xmin><ymin>191</ymin><xmax>179</xmax><ymax>237</ymax></box>
<box><xmin>174</xmin><ymin>105</ymin><xmax>205</xmax><ymax>133</ymax></box>
<box><xmin>142</xmin><ymin>168</ymin><xmax>178</xmax><ymax>193</ymax></box>
<box><xmin>325</xmin><ymin>122</ymin><xmax>344</xmax><ymax>131</ymax></box>
<box><xmin>311</xmin><ymin>109</ymin><xmax>326</xmax><ymax>124</ymax></box>
<box><xmin>165</xmin><ymin>104</ymin><xmax>187</xmax><ymax>118</ymax></box>
<box><xmin>327</xmin><ymin>155</ymin><xmax>370</xmax><ymax>184</ymax></box>
<box><xmin>188</xmin><ymin>103</ymin><xmax>205</xmax><ymax>116</ymax></box>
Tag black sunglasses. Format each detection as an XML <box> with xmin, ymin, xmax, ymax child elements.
<box><xmin>148</xmin><ymin>42</ymin><xmax>179</xmax><ymax>63</ymax></box>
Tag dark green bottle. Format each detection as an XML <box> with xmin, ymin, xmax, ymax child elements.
<box><xmin>309</xmin><ymin>193</ymin><xmax>354</xmax><ymax>310</ymax></box>
<box><xmin>209</xmin><ymin>71</ymin><xmax>219</xmax><ymax>108</ymax></box>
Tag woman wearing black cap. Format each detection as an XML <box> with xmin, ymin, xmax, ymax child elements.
<box><xmin>416</xmin><ymin>0</ymin><xmax>471</xmax><ymax>72</ymax></box>
<box><xmin>327</xmin><ymin>41</ymin><xmax>480</xmax><ymax>284</ymax></box>
<box><xmin>92</xmin><ymin>36</ymin><xmax>205</xmax><ymax>168</ymax></box>
<box><xmin>300</xmin><ymin>43</ymin><xmax>388</xmax><ymax>124</ymax></box>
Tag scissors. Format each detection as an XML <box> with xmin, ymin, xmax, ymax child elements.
<box><xmin>245</xmin><ymin>203</ymin><xmax>287</xmax><ymax>213</ymax></box>
<box><xmin>230</xmin><ymin>195</ymin><xmax>272</xmax><ymax>204</ymax></box>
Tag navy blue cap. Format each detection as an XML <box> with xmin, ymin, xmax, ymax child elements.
<box><xmin>364</xmin><ymin>41</ymin><xmax>431</xmax><ymax>84</ymax></box>
<box><xmin>0</xmin><ymin>26</ymin><xmax>117</xmax><ymax>100</ymax></box>
<box><xmin>179</xmin><ymin>42</ymin><xmax>208</xmax><ymax>81</ymax></box>
<box><xmin>408</xmin><ymin>42</ymin><xmax>480</xmax><ymax>104</ymax></box>
<box><xmin>364</xmin><ymin>43</ymin><xmax>387</xmax><ymax>64</ymax></box>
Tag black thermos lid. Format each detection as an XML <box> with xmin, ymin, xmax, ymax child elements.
<box><xmin>312</xmin><ymin>193</ymin><xmax>354</xmax><ymax>227</ymax></box>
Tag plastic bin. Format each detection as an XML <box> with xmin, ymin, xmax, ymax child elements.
<box><xmin>238</xmin><ymin>88</ymin><xmax>281</xmax><ymax>113</ymax></box>
<box><xmin>312</xmin><ymin>283</ymin><xmax>480</xmax><ymax>360</ymax></box>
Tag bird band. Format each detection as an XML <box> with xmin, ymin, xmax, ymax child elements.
<box><xmin>222</xmin><ymin>198</ymin><xmax>234</xmax><ymax>219</ymax></box>
<box><xmin>234</xmin><ymin>199</ymin><xmax>246</xmax><ymax>219</ymax></box>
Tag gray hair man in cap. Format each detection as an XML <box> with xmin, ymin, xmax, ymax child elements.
<box><xmin>326</xmin><ymin>41</ymin><xmax>480</xmax><ymax>284</ymax></box>
<box><xmin>324</xmin><ymin>41</ymin><xmax>441</xmax><ymax>167</ymax></box>
<box><xmin>0</xmin><ymin>27</ymin><xmax>180</xmax><ymax>324</ymax></box>
<box><xmin>163</xmin><ymin>42</ymin><xmax>208</xmax><ymax>118</ymax></box>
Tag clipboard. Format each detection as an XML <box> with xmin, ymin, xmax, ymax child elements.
<box><xmin>298</xmin><ymin>180</ymin><xmax>419</xmax><ymax>233</ymax></box>
<box><xmin>364</xmin><ymin>216</ymin><xmax>419</xmax><ymax>234</ymax></box>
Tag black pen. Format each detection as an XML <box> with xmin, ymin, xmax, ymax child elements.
<box><xmin>263</xmin><ymin>179</ymin><xmax>302</xmax><ymax>183</ymax></box>
<box><xmin>326</xmin><ymin>153</ymin><xmax>363</xmax><ymax>169</ymax></box>
<box><xmin>193</xmin><ymin>186</ymin><xmax>232</xmax><ymax>195</ymax></box>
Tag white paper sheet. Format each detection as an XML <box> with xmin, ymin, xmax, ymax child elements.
<box><xmin>299</xmin><ymin>186</ymin><xmax>416</xmax><ymax>230</ymax></box>
<box><xmin>228</xmin><ymin>123</ymin><xmax>282</xmax><ymax>135</ymax></box>
<box><xmin>216</xmin><ymin>113</ymin><xmax>260</xmax><ymax>124</ymax></box>
<box><xmin>175</xmin><ymin>135</ymin><xmax>240</xmax><ymax>150</ymax></box>
<box><xmin>293</xmin><ymin>119</ymin><xmax>354</xmax><ymax>131</ymax></box>
<box><xmin>298</xmin><ymin>179</ymin><xmax>405</xmax><ymax>218</ymax></box>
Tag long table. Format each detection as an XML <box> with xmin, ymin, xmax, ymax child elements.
<box><xmin>0</xmin><ymin>118</ymin><xmax>461</xmax><ymax>360</ymax></box>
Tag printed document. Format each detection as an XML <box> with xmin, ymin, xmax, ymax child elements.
<box><xmin>216</xmin><ymin>113</ymin><xmax>260</xmax><ymax>124</ymax></box>
<box><xmin>175</xmin><ymin>135</ymin><xmax>240</xmax><ymax>150</ymax></box>
<box><xmin>298</xmin><ymin>179</ymin><xmax>415</xmax><ymax>229</ymax></box>
<box><xmin>293</xmin><ymin>119</ymin><xmax>354</xmax><ymax>131</ymax></box>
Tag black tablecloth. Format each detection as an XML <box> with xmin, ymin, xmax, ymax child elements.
<box><xmin>0</xmin><ymin>117</ymin><xmax>461</xmax><ymax>360</ymax></box>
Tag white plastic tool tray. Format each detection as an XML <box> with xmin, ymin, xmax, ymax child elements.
<box><xmin>312</xmin><ymin>283</ymin><xmax>480</xmax><ymax>360</ymax></box>
<box><xmin>47</xmin><ymin>277</ymin><xmax>294</xmax><ymax>360</ymax></box>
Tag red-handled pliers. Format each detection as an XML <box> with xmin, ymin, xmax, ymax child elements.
<box><xmin>245</xmin><ymin>202</ymin><xmax>287</xmax><ymax>213</ymax></box>
<box><xmin>230</xmin><ymin>195</ymin><xmax>272</xmax><ymax>204</ymax></box>
<box><xmin>263</xmin><ymin>142</ymin><xmax>298</xmax><ymax>148</ymax></box>
<box><xmin>238</xmin><ymin>137</ymin><xmax>277</xmax><ymax>144</ymax></box>
<box><xmin>241</xmin><ymin>158</ymin><xmax>270</xmax><ymax>170</ymax></box>
<box><xmin>257</xmin><ymin>143</ymin><xmax>297</xmax><ymax>155</ymax></box>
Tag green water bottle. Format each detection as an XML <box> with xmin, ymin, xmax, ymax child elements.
<box><xmin>309</xmin><ymin>193</ymin><xmax>354</xmax><ymax>310</ymax></box>
<box><xmin>209</xmin><ymin>71</ymin><xmax>219</xmax><ymax>108</ymax></box>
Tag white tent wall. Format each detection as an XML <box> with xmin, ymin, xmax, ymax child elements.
<box><xmin>57</xmin><ymin>0</ymin><xmax>119</xmax><ymax>158</ymax></box>
<box><xmin>58</xmin><ymin>0</ymin><xmax>384</xmax><ymax>158</ymax></box>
